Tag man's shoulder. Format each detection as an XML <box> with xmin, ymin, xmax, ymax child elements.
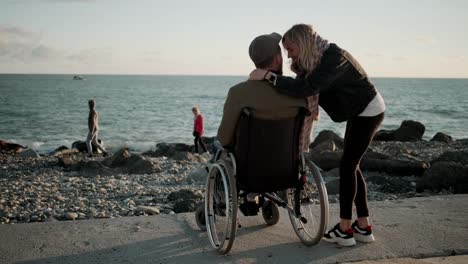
<box><xmin>228</xmin><ymin>80</ymin><xmax>272</xmax><ymax>94</ymax></box>
<box><xmin>230</xmin><ymin>80</ymin><xmax>304</xmax><ymax>102</ymax></box>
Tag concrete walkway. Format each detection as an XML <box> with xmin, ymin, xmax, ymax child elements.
<box><xmin>1</xmin><ymin>195</ymin><xmax>467</xmax><ymax>264</ymax></box>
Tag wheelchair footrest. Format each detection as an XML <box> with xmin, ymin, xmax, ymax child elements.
<box><xmin>239</xmin><ymin>201</ymin><xmax>260</xmax><ymax>216</ymax></box>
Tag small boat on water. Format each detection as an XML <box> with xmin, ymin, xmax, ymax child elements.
<box><xmin>73</xmin><ymin>75</ymin><xmax>85</xmax><ymax>80</ymax></box>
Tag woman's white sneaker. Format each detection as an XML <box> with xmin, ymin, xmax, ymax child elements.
<box><xmin>323</xmin><ymin>223</ymin><xmax>356</xmax><ymax>247</ymax></box>
<box><xmin>352</xmin><ymin>220</ymin><xmax>375</xmax><ymax>243</ymax></box>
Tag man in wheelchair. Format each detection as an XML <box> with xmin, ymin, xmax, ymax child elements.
<box><xmin>216</xmin><ymin>33</ymin><xmax>307</xmax><ymax>216</ymax></box>
<box><xmin>217</xmin><ymin>32</ymin><xmax>307</xmax><ymax>151</ymax></box>
<box><xmin>199</xmin><ymin>33</ymin><xmax>328</xmax><ymax>254</ymax></box>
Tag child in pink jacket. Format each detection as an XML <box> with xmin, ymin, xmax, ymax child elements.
<box><xmin>192</xmin><ymin>106</ymin><xmax>208</xmax><ymax>153</ymax></box>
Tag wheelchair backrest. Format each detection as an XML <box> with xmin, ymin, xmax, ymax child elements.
<box><xmin>235</xmin><ymin>107</ymin><xmax>308</xmax><ymax>193</ymax></box>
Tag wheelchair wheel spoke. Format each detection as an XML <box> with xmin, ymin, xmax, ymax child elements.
<box><xmin>205</xmin><ymin>160</ymin><xmax>238</xmax><ymax>254</ymax></box>
<box><xmin>287</xmin><ymin>160</ymin><xmax>329</xmax><ymax>246</ymax></box>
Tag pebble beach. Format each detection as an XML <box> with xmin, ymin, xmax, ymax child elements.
<box><xmin>2</xmin><ymin>125</ymin><xmax>467</xmax><ymax>225</ymax></box>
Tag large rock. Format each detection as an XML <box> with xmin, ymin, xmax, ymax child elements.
<box><xmin>72</xmin><ymin>140</ymin><xmax>103</xmax><ymax>153</ymax></box>
<box><xmin>167</xmin><ymin>189</ymin><xmax>203</xmax><ymax>202</ymax></box>
<box><xmin>0</xmin><ymin>140</ymin><xmax>27</xmax><ymax>152</ymax></box>
<box><xmin>308</xmin><ymin>151</ymin><xmax>342</xmax><ymax>171</ymax></box>
<box><xmin>58</xmin><ymin>156</ymin><xmax>74</xmax><ymax>168</ymax></box>
<box><xmin>367</xmin><ymin>176</ymin><xmax>413</xmax><ymax>193</ymax></box>
<box><xmin>310</xmin><ymin>140</ymin><xmax>336</xmax><ymax>154</ymax></box>
<box><xmin>325</xmin><ymin>178</ymin><xmax>340</xmax><ymax>195</ymax></box>
<box><xmin>126</xmin><ymin>156</ymin><xmax>154</xmax><ymax>174</ymax></box>
<box><xmin>53</xmin><ymin>148</ymin><xmax>79</xmax><ymax>157</ymax></box>
<box><xmin>322</xmin><ymin>168</ymin><xmax>340</xmax><ymax>179</ymax></box>
<box><xmin>431</xmin><ymin>151</ymin><xmax>468</xmax><ymax>165</ymax></box>
<box><xmin>391</xmin><ymin>120</ymin><xmax>426</xmax><ymax>141</ymax></box>
<box><xmin>16</xmin><ymin>148</ymin><xmax>39</xmax><ymax>158</ymax></box>
<box><xmin>310</xmin><ymin>130</ymin><xmax>344</xmax><ymax>150</ymax></box>
<box><xmin>50</xmin><ymin>146</ymin><xmax>68</xmax><ymax>155</ymax></box>
<box><xmin>430</xmin><ymin>132</ymin><xmax>453</xmax><ymax>143</ymax></box>
<box><xmin>151</xmin><ymin>143</ymin><xmax>191</xmax><ymax>157</ymax></box>
<box><xmin>361</xmin><ymin>158</ymin><xmax>429</xmax><ymax>176</ymax></box>
<box><xmin>167</xmin><ymin>189</ymin><xmax>203</xmax><ymax>214</ymax></box>
<box><xmin>102</xmin><ymin>148</ymin><xmax>131</xmax><ymax>167</ymax></box>
<box><xmin>363</xmin><ymin>149</ymin><xmax>391</xmax><ymax>160</ymax></box>
<box><xmin>72</xmin><ymin>160</ymin><xmax>115</xmax><ymax>176</ymax></box>
<box><xmin>102</xmin><ymin>148</ymin><xmax>153</xmax><ymax>174</ymax></box>
<box><xmin>172</xmin><ymin>151</ymin><xmax>196</xmax><ymax>161</ymax></box>
<box><xmin>66</xmin><ymin>148</ymin><xmax>153</xmax><ymax>176</ymax></box>
<box><xmin>417</xmin><ymin>161</ymin><xmax>468</xmax><ymax>193</ymax></box>
<box><xmin>308</xmin><ymin>145</ymin><xmax>429</xmax><ymax>176</ymax></box>
<box><xmin>378</xmin><ymin>144</ymin><xmax>411</xmax><ymax>158</ymax></box>
<box><xmin>374</xmin><ymin>120</ymin><xmax>425</xmax><ymax>142</ymax></box>
<box><xmin>173</xmin><ymin>199</ymin><xmax>198</xmax><ymax>213</ymax></box>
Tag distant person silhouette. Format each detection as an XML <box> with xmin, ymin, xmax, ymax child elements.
<box><xmin>192</xmin><ymin>106</ymin><xmax>208</xmax><ymax>154</ymax></box>
<box><xmin>86</xmin><ymin>99</ymin><xmax>108</xmax><ymax>156</ymax></box>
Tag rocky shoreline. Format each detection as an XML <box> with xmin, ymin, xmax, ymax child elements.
<box><xmin>1</xmin><ymin>120</ymin><xmax>467</xmax><ymax>224</ymax></box>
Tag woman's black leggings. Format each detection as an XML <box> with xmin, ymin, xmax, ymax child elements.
<box><xmin>340</xmin><ymin>112</ymin><xmax>384</xmax><ymax>220</ymax></box>
<box><xmin>194</xmin><ymin>132</ymin><xmax>208</xmax><ymax>153</ymax></box>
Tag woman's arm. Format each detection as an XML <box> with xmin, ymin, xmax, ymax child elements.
<box><xmin>249</xmin><ymin>47</ymin><xmax>350</xmax><ymax>98</ymax></box>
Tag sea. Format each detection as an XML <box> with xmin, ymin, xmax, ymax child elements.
<box><xmin>1</xmin><ymin>74</ymin><xmax>467</xmax><ymax>153</ymax></box>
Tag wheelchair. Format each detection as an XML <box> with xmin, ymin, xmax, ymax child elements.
<box><xmin>195</xmin><ymin>108</ymin><xmax>329</xmax><ymax>254</ymax></box>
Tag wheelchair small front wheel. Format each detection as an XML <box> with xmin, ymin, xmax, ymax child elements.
<box><xmin>195</xmin><ymin>204</ymin><xmax>206</xmax><ymax>231</ymax></box>
<box><xmin>261</xmin><ymin>200</ymin><xmax>280</xmax><ymax>226</ymax></box>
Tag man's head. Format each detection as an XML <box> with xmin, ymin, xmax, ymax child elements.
<box><xmin>88</xmin><ymin>99</ymin><xmax>96</xmax><ymax>109</ymax></box>
<box><xmin>249</xmin><ymin>32</ymin><xmax>283</xmax><ymax>74</ymax></box>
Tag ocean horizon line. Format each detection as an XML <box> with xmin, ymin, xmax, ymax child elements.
<box><xmin>1</xmin><ymin>73</ymin><xmax>468</xmax><ymax>80</ymax></box>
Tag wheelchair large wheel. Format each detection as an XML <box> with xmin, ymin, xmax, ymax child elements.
<box><xmin>205</xmin><ymin>160</ymin><xmax>238</xmax><ymax>254</ymax></box>
<box><xmin>287</xmin><ymin>160</ymin><xmax>329</xmax><ymax>246</ymax></box>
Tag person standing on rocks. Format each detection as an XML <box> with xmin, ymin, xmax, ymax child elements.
<box><xmin>249</xmin><ymin>24</ymin><xmax>386</xmax><ymax>247</ymax></box>
<box><xmin>86</xmin><ymin>99</ymin><xmax>108</xmax><ymax>156</ymax></box>
<box><xmin>192</xmin><ymin>106</ymin><xmax>208</xmax><ymax>154</ymax></box>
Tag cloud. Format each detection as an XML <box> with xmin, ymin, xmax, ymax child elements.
<box><xmin>140</xmin><ymin>50</ymin><xmax>162</xmax><ymax>63</ymax></box>
<box><xmin>67</xmin><ymin>48</ymin><xmax>113</xmax><ymax>64</ymax></box>
<box><xmin>220</xmin><ymin>56</ymin><xmax>233</xmax><ymax>61</ymax></box>
<box><xmin>143</xmin><ymin>51</ymin><xmax>161</xmax><ymax>56</ymax></box>
<box><xmin>393</xmin><ymin>56</ymin><xmax>408</xmax><ymax>61</ymax></box>
<box><xmin>0</xmin><ymin>24</ymin><xmax>60</xmax><ymax>62</ymax></box>
<box><xmin>364</xmin><ymin>52</ymin><xmax>384</xmax><ymax>58</ymax></box>
<box><xmin>442</xmin><ymin>55</ymin><xmax>466</xmax><ymax>63</ymax></box>
<box><xmin>0</xmin><ymin>25</ymin><xmax>38</xmax><ymax>40</ymax></box>
<box><xmin>30</xmin><ymin>45</ymin><xmax>62</xmax><ymax>60</ymax></box>
<box><xmin>415</xmin><ymin>36</ymin><xmax>437</xmax><ymax>44</ymax></box>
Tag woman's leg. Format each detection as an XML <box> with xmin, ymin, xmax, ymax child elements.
<box><xmin>199</xmin><ymin>136</ymin><xmax>208</xmax><ymax>153</ymax></box>
<box><xmin>194</xmin><ymin>137</ymin><xmax>199</xmax><ymax>153</ymax></box>
<box><xmin>339</xmin><ymin>112</ymin><xmax>384</xmax><ymax>230</ymax></box>
<box><xmin>354</xmin><ymin>167</ymin><xmax>368</xmax><ymax>215</ymax></box>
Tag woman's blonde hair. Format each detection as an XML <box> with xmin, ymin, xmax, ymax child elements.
<box><xmin>192</xmin><ymin>106</ymin><xmax>200</xmax><ymax>114</ymax></box>
<box><xmin>283</xmin><ymin>24</ymin><xmax>329</xmax><ymax>76</ymax></box>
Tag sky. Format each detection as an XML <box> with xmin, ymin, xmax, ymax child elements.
<box><xmin>0</xmin><ymin>0</ymin><xmax>467</xmax><ymax>78</ymax></box>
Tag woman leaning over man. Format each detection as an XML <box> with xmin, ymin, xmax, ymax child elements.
<box><xmin>249</xmin><ymin>24</ymin><xmax>386</xmax><ymax>247</ymax></box>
